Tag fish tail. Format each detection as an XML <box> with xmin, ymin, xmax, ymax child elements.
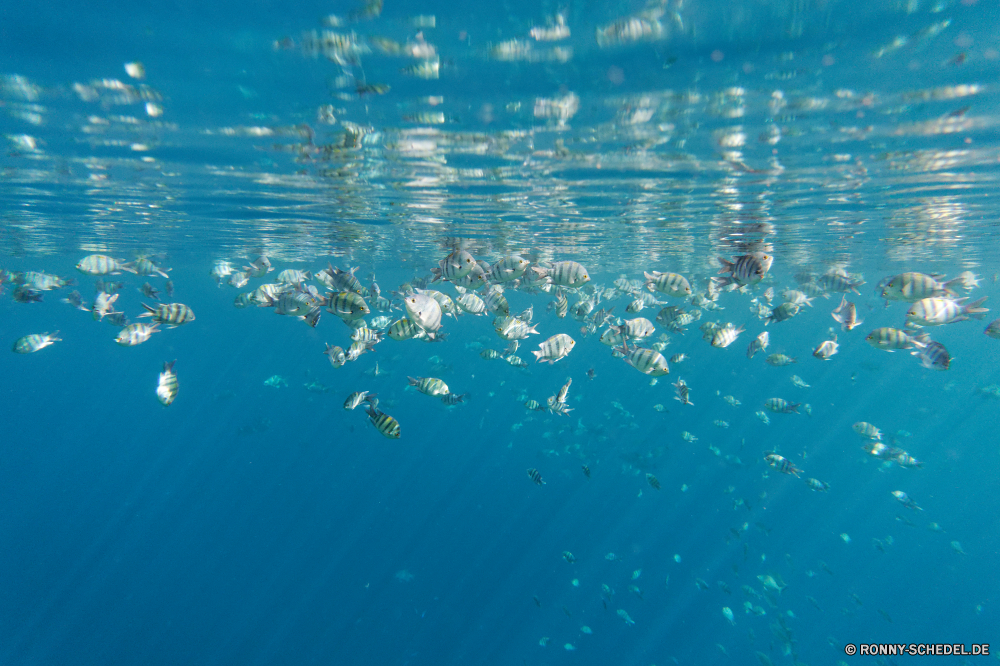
<box><xmin>964</xmin><ymin>296</ymin><xmax>989</xmax><ymax>318</ymax></box>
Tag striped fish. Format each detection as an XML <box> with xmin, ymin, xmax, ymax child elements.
<box><xmin>12</xmin><ymin>331</ymin><xmax>60</xmax><ymax>354</ymax></box>
<box><xmin>75</xmin><ymin>254</ymin><xmax>136</xmax><ymax>275</ymax></box>
<box><xmin>533</xmin><ymin>333</ymin><xmax>575</xmax><ymax>363</ymax></box>
<box><xmin>451</xmin><ymin>263</ymin><xmax>487</xmax><ymax>290</ymax></box>
<box><xmin>388</xmin><ymin>318</ymin><xmax>422</xmax><ymax>341</ymax></box>
<box><xmin>92</xmin><ymin>292</ymin><xmax>119</xmax><ymax>320</ymax></box>
<box><xmin>457</xmin><ymin>292</ymin><xmax>487</xmax><ymax>315</ymax></box>
<box><xmin>418</xmin><ymin>289</ymin><xmax>457</xmax><ymax>318</ymax></box>
<box><xmin>911</xmin><ymin>340</ymin><xmax>950</xmax><ymax>370</ymax></box>
<box><xmin>487</xmin><ymin>255</ymin><xmax>529</xmax><ymax>283</ymax></box>
<box><xmin>351</xmin><ymin>327</ymin><xmax>383</xmax><ymax>343</ymax></box>
<box><xmin>852</xmin><ymin>422</ymin><xmax>882</xmax><ymax>440</ymax></box>
<box><xmin>533</xmin><ymin>261</ymin><xmax>591</xmax><ymax>288</ymax></box>
<box><xmin>818</xmin><ymin>271</ymin><xmax>863</xmax><ymax>295</ymax></box>
<box><xmin>483</xmin><ymin>287</ymin><xmax>510</xmax><ymax>316</ymax></box>
<box><xmin>865</xmin><ymin>327</ymin><xmax>925</xmax><ymax>351</ymax></box>
<box><xmin>276</xmin><ymin>269</ymin><xmax>311</xmax><ymax>285</ymax></box>
<box><xmin>766</xmin><ymin>302</ymin><xmax>801</xmax><ymax>325</ymax></box>
<box><xmin>831</xmin><ymin>295</ymin><xmax>863</xmax><ymax>331</ymax></box>
<box><xmin>618</xmin><ymin>345</ymin><xmax>670</xmax><ymax>377</ymax></box>
<box><xmin>505</xmin><ymin>354</ymin><xmax>529</xmax><ymax>368</ymax></box>
<box><xmin>346</xmin><ymin>340</ymin><xmax>375</xmax><ymax>361</ymax></box>
<box><xmin>366</xmin><ymin>404</ymin><xmax>401</xmax><ymax>439</ymax></box>
<box><xmin>716</xmin><ymin>253</ymin><xmax>773</xmax><ymax>287</ymax></box>
<box><xmin>805</xmin><ymin>478</ymin><xmax>830</xmax><ymax>492</ymax></box>
<box><xmin>813</xmin><ymin>338</ymin><xmax>839</xmax><ymax>360</ymax></box>
<box><xmin>324</xmin><ymin>344</ymin><xmax>347</xmax><ymax>367</ymax></box>
<box><xmin>140</xmin><ymin>302</ymin><xmax>196</xmax><ymax>327</ymax></box>
<box><xmin>764</xmin><ymin>398</ymin><xmax>800</xmax><ymax>414</ymax></box>
<box><xmin>617</xmin><ymin>318</ymin><xmax>656</xmax><ymax>340</ymax></box>
<box><xmin>104</xmin><ymin>312</ymin><xmax>129</xmax><ymax>327</ymax></box>
<box><xmin>140</xmin><ymin>283</ymin><xmax>161</xmax><ymax>300</ymax></box>
<box><xmin>405</xmin><ymin>293</ymin><xmax>443</xmax><ymax>334</ymax></box>
<box><xmin>431</xmin><ymin>249</ymin><xmax>476</xmax><ymax>282</ymax></box>
<box><xmin>880</xmin><ymin>272</ymin><xmax>960</xmax><ymax>303</ymax></box>
<box><xmin>15</xmin><ymin>271</ymin><xmax>72</xmax><ymax>291</ymax></box>
<box><xmin>243</xmin><ymin>256</ymin><xmax>273</xmax><ymax>278</ymax></box>
<box><xmin>344</xmin><ymin>391</ymin><xmax>376</xmax><ymax>410</ymax></box>
<box><xmin>524</xmin><ymin>399</ymin><xmax>545</xmax><ymax>411</ymax></box>
<box><xmin>526</xmin><ymin>468</ymin><xmax>545</xmax><ymax>485</ymax></box>
<box><xmin>440</xmin><ymin>392</ymin><xmax>468</xmax><ymax>406</ymax></box>
<box><xmin>711</xmin><ymin>324</ymin><xmax>744</xmax><ymax>348</ymax></box>
<box><xmin>764</xmin><ymin>453</ymin><xmax>802</xmax><ymax>477</ymax></box>
<box><xmin>274</xmin><ymin>291</ymin><xmax>317</xmax><ymax>316</ymax></box>
<box><xmin>552</xmin><ymin>290</ymin><xmax>568</xmax><ymax>318</ymax></box>
<box><xmin>765</xmin><ymin>353</ymin><xmax>796</xmax><ymax>366</ymax></box>
<box><xmin>673</xmin><ymin>378</ymin><xmax>693</xmax><ymax>405</ymax></box>
<box><xmin>228</xmin><ymin>271</ymin><xmax>250</xmax><ymax>288</ymax></box>
<box><xmin>134</xmin><ymin>257</ymin><xmax>171</xmax><ymax>278</ymax></box>
<box><xmin>156</xmin><ymin>361</ymin><xmax>179</xmax><ymax>405</ymax></box>
<box><xmin>646</xmin><ymin>473</ymin><xmax>661</xmax><ymax>490</ymax></box>
<box><xmin>496</xmin><ymin>317</ymin><xmax>539</xmax><ymax>341</ymax></box>
<box><xmin>317</xmin><ymin>264</ymin><xmax>366</xmax><ymax>296</ymax></box>
<box><xmin>116</xmin><ymin>323</ymin><xmax>159</xmax><ymax>346</ymax></box>
<box><xmin>479</xmin><ymin>349</ymin><xmax>503</xmax><ymax>360</ymax></box>
<box><xmin>408</xmin><ymin>376</ymin><xmax>449</xmax><ymax>396</ymax></box>
<box><xmin>327</xmin><ymin>291</ymin><xmax>370</xmax><ymax>320</ymax></box>
<box><xmin>643</xmin><ymin>271</ymin><xmax>692</xmax><ymax>297</ymax></box>
<box><xmin>906</xmin><ymin>296</ymin><xmax>988</xmax><ymax>326</ymax></box>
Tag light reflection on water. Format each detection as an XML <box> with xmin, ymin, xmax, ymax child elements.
<box><xmin>2</xmin><ymin>4</ymin><xmax>999</xmax><ymax>272</ymax></box>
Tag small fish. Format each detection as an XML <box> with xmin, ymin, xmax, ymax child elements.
<box><xmin>866</xmin><ymin>327</ymin><xmax>927</xmax><ymax>351</ymax></box>
<box><xmin>852</xmin><ymin>421</ymin><xmax>882</xmax><ymax>440</ymax></box>
<box><xmin>790</xmin><ymin>375</ymin><xmax>810</xmax><ymax>388</ymax></box>
<box><xmin>805</xmin><ymin>478</ymin><xmax>830</xmax><ymax>492</ymax></box>
<box><xmin>562</xmin><ymin>551</ymin><xmax>576</xmax><ymax>563</ymax></box>
<box><xmin>76</xmin><ymin>254</ymin><xmax>136</xmax><ymax>275</ymax></box>
<box><xmin>983</xmin><ymin>318</ymin><xmax>1000</xmax><ymax>339</ymax></box>
<box><xmin>764</xmin><ymin>398</ymin><xmax>799</xmax><ymax>414</ymax></box>
<box><xmin>755</xmin><ymin>410</ymin><xmax>770</xmax><ymax>425</ymax></box>
<box><xmin>140</xmin><ymin>282</ymin><xmax>161</xmax><ymax>300</ymax></box>
<box><xmin>533</xmin><ymin>333</ymin><xmax>575</xmax><ymax>363</ymax></box>
<box><xmin>813</xmin><ymin>337</ymin><xmax>839</xmax><ymax>360</ymax></box>
<box><xmin>344</xmin><ymin>391</ymin><xmax>376</xmax><ymax>410</ymax></box>
<box><xmin>12</xmin><ymin>331</ymin><xmax>61</xmax><ymax>354</ymax></box>
<box><xmin>440</xmin><ymin>392</ymin><xmax>468</xmax><ymax>406</ymax></box>
<box><xmin>711</xmin><ymin>324</ymin><xmax>744</xmax><ymax>348</ymax></box>
<box><xmin>912</xmin><ymin>340</ymin><xmax>951</xmax><ymax>370</ymax></box>
<box><xmin>891</xmin><ymin>490</ymin><xmax>921</xmax><ymax>510</ymax></box>
<box><xmin>747</xmin><ymin>332</ymin><xmax>769</xmax><ymax>359</ymax></box>
<box><xmin>139</xmin><ymin>302</ymin><xmax>196</xmax><ymax>327</ymax></box>
<box><xmin>764</xmin><ymin>453</ymin><xmax>802</xmax><ymax>477</ymax></box>
<box><xmin>156</xmin><ymin>360</ymin><xmax>179</xmax><ymax>405</ymax></box>
<box><xmin>765</xmin><ymin>353</ymin><xmax>797</xmax><ymax>366</ymax></box>
<box><xmin>324</xmin><ymin>344</ymin><xmax>347</xmax><ymax>368</ymax></box>
<box><xmin>407</xmin><ymin>376</ymin><xmax>449</xmax><ymax>396</ymax></box>
<box><xmin>831</xmin><ymin>295</ymin><xmax>863</xmax><ymax>331</ymax></box>
<box><xmin>722</xmin><ymin>395</ymin><xmax>741</xmax><ymax>407</ymax></box>
<box><xmin>717</xmin><ymin>253</ymin><xmax>773</xmax><ymax>287</ymax></box>
<box><xmin>581</xmin><ymin>465</ymin><xmax>591</xmax><ymax>478</ymax></box>
<box><xmin>646</xmin><ymin>473</ymin><xmax>661</xmax><ymax>490</ymax></box>
<box><xmin>366</xmin><ymin>403</ymin><xmax>401</xmax><ymax>439</ymax></box>
<box><xmin>673</xmin><ymin>378</ymin><xmax>693</xmax><ymax>405</ymax></box>
<box><xmin>527</xmin><ymin>468</ymin><xmax>546</xmax><ymax>485</ymax></box>
<box><xmin>115</xmin><ymin>323</ymin><xmax>160</xmax><ymax>346</ymax></box>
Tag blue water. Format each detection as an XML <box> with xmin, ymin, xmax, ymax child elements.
<box><xmin>2</xmin><ymin>0</ymin><xmax>1000</xmax><ymax>664</ymax></box>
